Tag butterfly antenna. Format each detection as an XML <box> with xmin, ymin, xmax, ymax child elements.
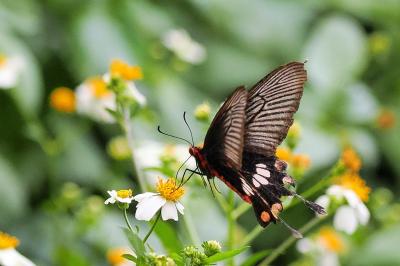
<box><xmin>183</xmin><ymin>112</ymin><xmax>195</xmax><ymax>146</ymax></box>
<box><xmin>278</xmin><ymin>216</ymin><xmax>303</xmax><ymax>239</ymax></box>
<box><xmin>157</xmin><ymin>126</ymin><xmax>192</xmax><ymax>146</ymax></box>
<box><xmin>207</xmin><ymin>178</ymin><xmax>216</xmax><ymax>198</ymax></box>
<box><xmin>175</xmin><ymin>155</ymin><xmax>192</xmax><ymax>180</ymax></box>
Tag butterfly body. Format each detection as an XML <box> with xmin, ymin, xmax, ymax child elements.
<box><xmin>187</xmin><ymin>62</ymin><xmax>325</xmax><ymax>232</ymax></box>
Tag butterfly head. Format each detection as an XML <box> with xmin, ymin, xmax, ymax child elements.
<box><xmin>189</xmin><ymin>146</ymin><xmax>201</xmax><ymax>159</ymax></box>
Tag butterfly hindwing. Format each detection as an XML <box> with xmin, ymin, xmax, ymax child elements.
<box><xmin>241</xmin><ymin>151</ymin><xmax>294</xmax><ymax>227</ymax></box>
<box><xmin>244</xmin><ymin>62</ymin><xmax>307</xmax><ymax>156</ymax></box>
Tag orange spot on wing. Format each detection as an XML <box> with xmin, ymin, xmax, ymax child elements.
<box><xmin>261</xmin><ymin>211</ymin><xmax>270</xmax><ymax>222</ymax></box>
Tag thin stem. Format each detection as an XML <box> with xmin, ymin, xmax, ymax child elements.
<box><xmin>242</xmin><ymin>225</ymin><xmax>264</xmax><ymax>246</ymax></box>
<box><xmin>259</xmin><ymin>216</ymin><xmax>326</xmax><ymax>266</ymax></box>
<box><xmin>122</xmin><ymin>108</ymin><xmax>147</xmax><ymax>192</ymax></box>
<box><xmin>143</xmin><ymin>211</ymin><xmax>162</xmax><ymax>244</ymax></box>
<box><xmin>124</xmin><ymin>208</ymin><xmax>134</xmax><ymax>233</ymax></box>
<box><xmin>232</xmin><ymin>202</ymin><xmax>251</xmax><ymax>220</ymax></box>
<box><xmin>226</xmin><ymin>190</ymin><xmax>236</xmax><ymax>266</ymax></box>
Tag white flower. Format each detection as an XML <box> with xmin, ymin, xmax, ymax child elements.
<box><xmin>0</xmin><ymin>249</ymin><xmax>36</xmax><ymax>266</ymax></box>
<box><xmin>162</xmin><ymin>29</ymin><xmax>206</xmax><ymax>64</ymax></box>
<box><xmin>133</xmin><ymin>178</ymin><xmax>185</xmax><ymax>221</ymax></box>
<box><xmin>316</xmin><ymin>185</ymin><xmax>370</xmax><ymax>234</ymax></box>
<box><xmin>105</xmin><ymin>189</ymin><xmax>134</xmax><ymax>205</ymax></box>
<box><xmin>296</xmin><ymin>227</ymin><xmax>343</xmax><ymax>266</ymax></box>
<box><xmin>0</xmin><ymin>55</ymin><xmax>25</xmax><ymax>89</ymax></box>
<box><xmin>75</xmin><ymin>76</ymin><xmax>116</xmax><ymax>123</ymax></box>
<box><xmin>0</xmin><ymin>231</ymin><xmax>36</xmax><ymax>266</ymax></box>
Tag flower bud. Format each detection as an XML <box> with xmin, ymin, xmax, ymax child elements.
<box><xmin>194</xmin><ymin>102</ymin><xmax>211</xmax><ymax>122</ymax></box>
<box><xmin>202</xmin><ymin>240</ymin><xmax>222</xmax><ymax>257</ymax></box>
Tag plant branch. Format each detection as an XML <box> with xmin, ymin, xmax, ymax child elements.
<box><xmin>143</xmin><ymin>211</ymin><xmax>161</xmax><ymax>244</ymax></box>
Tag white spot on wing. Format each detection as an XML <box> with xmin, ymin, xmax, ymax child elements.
<box><xmin>252</xmin><ymin>179</ymin><xmax>261</xmax><ymax>188</ymax></box>
<box><xmin>256</xmin><ymin>163</ymin><xmax>266</xmax><ymax>168</ymax></box>
<box><xmin>256</xmin><ymin>168</ymin><xmax>271</xmax><ymax>177</ymax></box>
<box><xmin>253</xmin><ymin>174</ymin><xmax>269</xmax><ymax>185</ymax></box>
<box><xmin>241</xmin><ymin>179</ymin><xmax>254</xmax><ymax>195</ymax></box>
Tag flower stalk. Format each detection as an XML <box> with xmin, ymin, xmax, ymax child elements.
<box><xmin>143</xmin><ymin>211</ymin><xmax>161</xmax><ymax>244</ymax></box>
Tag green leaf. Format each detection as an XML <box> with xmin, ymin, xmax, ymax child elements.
<box><xmin>204</xmin><ymin>246</ymin><xmax>249</xmax><ymax>264</ymax></box>
<box><xmin>124</xmin><ymin>228</ymin><xmax>146</xmax><ymax>257</ymax></box>
<box><xmin>154</xmin><ymin>221</ymin><xmax>183</xmax><ymax>254</ymax></box>
<box><xmin>241</xmin><ymin>249</ymin><xmax>271</xmax><ymax>266</ymax></box>
<box><xmin>122</xmin><ymin>254</ymin><xmax>137</xmax><ymax>262</ymax></box>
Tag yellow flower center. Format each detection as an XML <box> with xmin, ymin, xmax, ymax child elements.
<box><xmin>276</xmin><ymin>147</ymin><xmax>292</xmax><ymax>162</ymax></box>
<box><xmin>157</xmin><ymin>178</ymin><xmax>185</xmax><ymax>202</ymax></box>
<box><xmin>336</xmin><ymin>173</ymin><xmax>371</xmax><ymax>202</ymax></box>
<box><xmin>341</xmin><ymin>147</ymin><xmax>361</xmax><ymax>173</ymax></box>
<box><xmin>291</xmin><ymin>154</ymin><xmax>311</xmax><ymax>169</ymax></box>
<box><xmin>106</xmin><ymin>247</ymin><xmax>128</xmax><ymax>266</ymax></box>
<box><xmin>110</xmin><ymin>59</ymin><xmax>143</xmax><ymax>81</ymax></box>
<box><xmin>0</xmin><ymin>231</ymin><xmax>20</xmax><ymax>249</ymax></box>
<box><xmin>50</xmin><ymin>87</ymin><xmax>76</xmax><ymax>113</ymax></box>
<box><xmin>87</xmin><ymin>77</ymin><xmax>111</xmax><ymax>98</ymax></box>
<box><xmin>377</xmin><ymin>109</ymin><xmax>396</xmax><ymax>129</ymax></box>
<box><xmin>318</xmin><ymin>227</ymin><xmax>344</xmax><ymax>253</ymax></box>
<box><xmin>0</xmin><ymin>54</ymin><xmax>7</xmax><ymax>67</ymax></box>
<box><xmin>117</xmin><ymin>189</ymin><xmax>133</xmax><ymax>198</ymax></box>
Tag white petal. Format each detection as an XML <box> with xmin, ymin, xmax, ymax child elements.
<box><xmin>343</xmin><ymin>189</ymin><xmax>361</xmax><ymax>207</ymax></box>
<box><xmin>104</xmin><ymin>198</ymin><xmax>116</xmax><ymax>204</ymax></box>
<box><xmin>315</xmin><ymin>195</ymin><xmax>331</xmax><ymax>210</ymax></box>
<box><xmin>317</xmin><ymin>251</ymin><xmax>339</xmax><ymax>266</ymax></box>
<box><xmin>355</xmin><ymin>202</ymin><xmax>370</xmax><ymax>225</ymax></box>
<box><xmin>296</xmin><ymin>238</ymin><xmax>314</xmax><ymax>253</ymax></box>
<box><xmin>161</xmin><ymin>201</ymin><xmax>178</xmax><ymax>221</ymax></box>
<box><xmin>107</xmin><ymin>190</ymin><xmax>117</xmax><ymax>197</ymax></box>
<box><xmin>326</xmin><ymin>185</ymin><xmax>345</xmax><ymax>199</ymax></box>
<box><xmin>133</xmin><ymin>192</ymin><xmax>158</xmax><ymax>202</ymax></box>
<box><xmin>135</xmin><ymin>195</ymin><xmax>165</xmax><ymax>221</ymax></box>
<box><xmin>117</xmin><ymin>197</ymin><xmax>134</xmax><ymax>204</ymax></box>
<box><xmin>334</xmin><ymin>206</ymin><xmax>358</xmax><ymax>234</ymax></box>
<box><xmin>0</xmin><ymin>248</ymin><xmax>36</xmax><ymax>266</ymax></box>
<box><xmin>175</xmin><ymin>201</ymin><xmax>185</xmax><ymax>215</ymax></box>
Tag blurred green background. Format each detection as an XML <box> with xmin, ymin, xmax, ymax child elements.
<box><xmin>1</xmin><ymin>0</ymin><xmax>400</xmax><ymax>265</ymax></box>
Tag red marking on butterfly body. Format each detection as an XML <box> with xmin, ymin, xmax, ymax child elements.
<box><xmin>189</xmin><ymin>146</ymin><xmax>252</xmax><ymax>204</ymax></box>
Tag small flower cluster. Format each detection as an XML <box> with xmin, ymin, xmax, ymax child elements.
<box><xmin>49</xmin><ymin>59</ymin><xmax>145</xmax><ymax>123</ymax></box>
<box><xmin>182</xmin><ymin>241</ymin><xmax>222</xmax><ymax>266</ymax></box>
<box><xmin>316</xmin><ymin>147</ymin><xmax>371</xmax><ymax>234</ymax></box>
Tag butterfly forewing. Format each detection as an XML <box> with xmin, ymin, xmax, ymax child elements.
<box><xmin>202</xmin><ymin>87</ymin><xmax>247</xmax><ymax>170</ymax></box>
<box><xmin>244</xmin><ymin>62</ymin><xmax>307</xmax><ymax>156</ymax></box>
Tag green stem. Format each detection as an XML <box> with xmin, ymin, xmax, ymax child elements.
<box><xmin>122</xmin><ymin>108</ymin><xmax>147</xmax><ymax>192</ymax></box>
<box><xmin>226</xmin><ymin>190</ymin><xmax>236</xmax><ymax>266</ymax></box>
<box><xmin>124</xmin><ymin>208</ymin><xmax>134</xmax><ymax>233</ymax></box>
<box><xmin>259</xmin><ymin>216</ymin><xmax>326</xmax><ymax>266</ymax></box>
<box><xmin>232</xmin><ymin>202</ymin><xmax>251</xmax><ymax>220</ymax></box>
<box><xmin>242</xmin><ymin>225</ymin><xmax>264</xmax><ymax>246</ymax></box>
<box><xmin>143</xmin><ymin>211</ymin><xmax>161</xmax><ymax>244</ymax></box>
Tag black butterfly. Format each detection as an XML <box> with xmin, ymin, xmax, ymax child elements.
<box><xmin>187</xmin><ymin>62</ymin><xmax>325</xmax><ymax>237</ymax></box>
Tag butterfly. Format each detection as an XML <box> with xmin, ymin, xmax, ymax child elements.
<box><xmin>187</xmin><ymin>62</ymin><xmax>325</xmax><ymax>237</ymax></box>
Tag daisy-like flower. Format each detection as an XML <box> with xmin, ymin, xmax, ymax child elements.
<box><xmin>49</xmin><ymin>87</ymin><xmax>76</xmax><ymax>113</ymax></box>
<box><xmin>75</xmin><ymin>76</ymin><xmax>116</xmax><ymax>123</ymax></box>
<box><xmin>106</xmin><ymin>59</ymin><xmax>146</xmax><ymax>106</ymax></box>
<box><xmin>105</xmin><ymin>189</ymin><xmax>134</xmax><ymax>205</ymax></box>
<box><xmin>0</xmin><ymin>54</ymin><xmax>24</xmax><ymax>89</ymax></box>
<box><xmin>162</xmin><ymin>29</ymin><xmax>206</xmax><ymax>64</ymax></box>
<box><xmin>0</xmin><ymin>231</ymin><xmax>36</xmax><ymax>266</ymax></box>
<box><xmin>134</xmin><ymin>178</ymin><xmax>185</xmax><ymax>221</ymax></box>
<box><xmin>340</xmin><ymin>147</ymin><xmax>361</xmax><ymax>173</ymax></box>
<box><xmin>297</xmin><ymin>227</ymin><xmax>344</xmax><ymax>266</ymax></box>
<box><xmin>316</xmin><ymin>173</ymin><xmax>371</xmax><ymax>234</ymax></box>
